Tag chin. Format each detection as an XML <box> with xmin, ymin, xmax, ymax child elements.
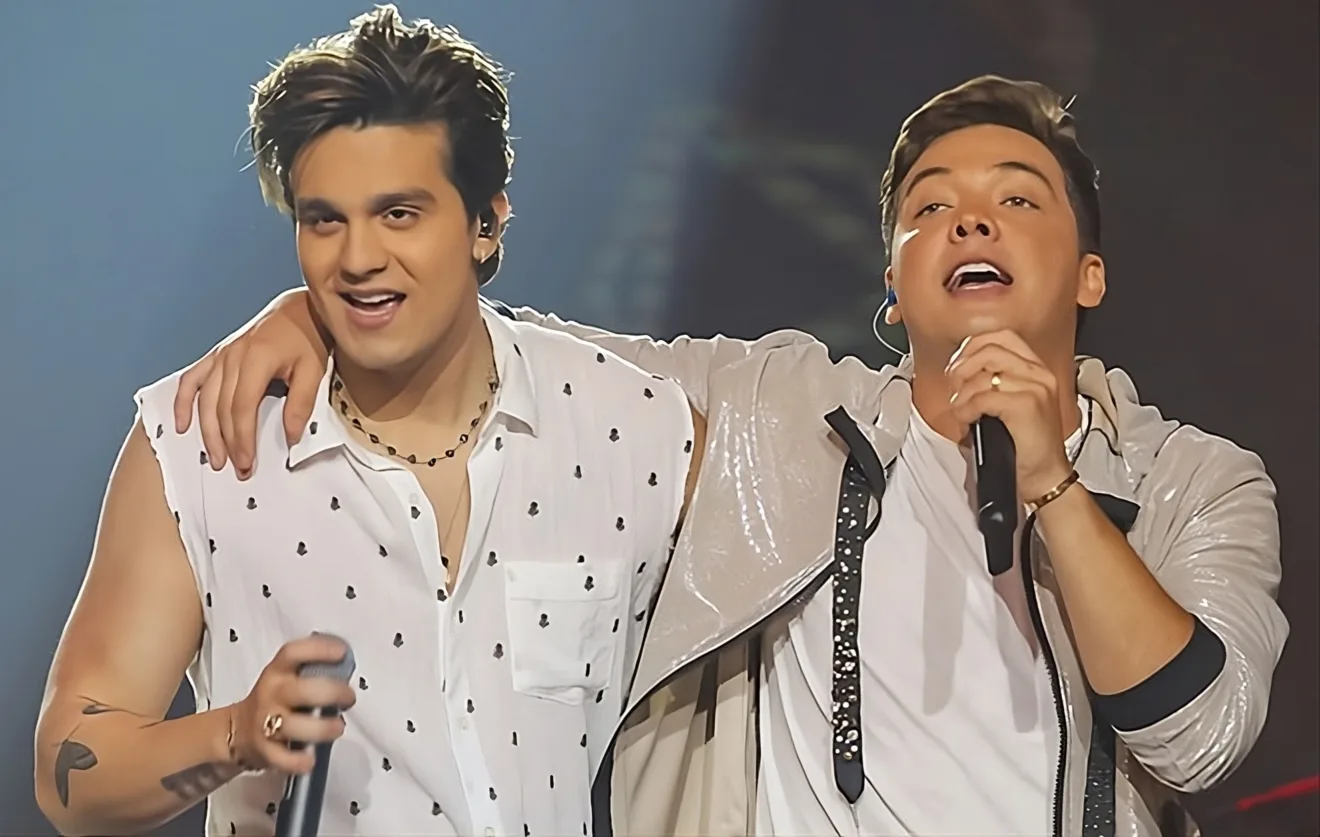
<box><xmin>958</xmin><ymin>311</ymin><xmax>1017</xmax><ymax>337</ymax></box>
<box><xmin>331</xmin><ymin>333</ymin><xmax>424</xmax><ymax>374</ymax></box>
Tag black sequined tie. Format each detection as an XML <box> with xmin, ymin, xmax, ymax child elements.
<box><xmin>823</xmin><ymin>407</ymin><xmax>887</xmax><ymax>805</ymax></box>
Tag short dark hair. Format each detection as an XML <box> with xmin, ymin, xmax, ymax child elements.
<box><xmin>878</xmin><ymin>75</ymin><xmax>1101</xmax><ymax>259</ymax></box>
<box><xmin>249</xmin><ymin>4</ymin><xmax>513</xmax><ymax>284</ymax></box>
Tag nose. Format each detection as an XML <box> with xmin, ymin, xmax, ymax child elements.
<box><xmin>339</xmin><ymin>223</ymin><xmax>389</xmax><ymax>282</ymax></box>
<box><xmin>949</xmin><ymin>211</ymin><xmax>998</xmax><ymax>244</ymax></box>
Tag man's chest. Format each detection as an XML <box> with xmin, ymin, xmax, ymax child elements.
<box><xmin>197</xmin><ymin>442</ymin><xmax>666</xmax><ymax>698</ymax></box>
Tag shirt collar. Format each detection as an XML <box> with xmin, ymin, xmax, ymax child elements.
<box><xmin>286</xmin><ymin>302</ymin><xmax>539</xmax><ymax>470</ymax></box>
<box><xmin>481</xmin><ymin>299</ymin><xmax>539</xmax><ymax>436</ymax></box>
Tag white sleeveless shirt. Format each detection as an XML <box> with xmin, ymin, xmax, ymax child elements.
<box><xmin>134</xmin><ymin>304</ymin><xmax>694</xmax><ymax>837</ymax></box>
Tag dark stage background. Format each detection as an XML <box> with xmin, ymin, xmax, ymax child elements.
<box><xmin>1</xmin><ymin>1</ymin><xmax>1315</xmax><ymax>835</ymax></box>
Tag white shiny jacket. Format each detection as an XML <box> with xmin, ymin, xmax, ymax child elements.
<box><xmin>507</xmin><ymin>305</ymin><xmax>1286</xmax><ymax>837</ymax></box>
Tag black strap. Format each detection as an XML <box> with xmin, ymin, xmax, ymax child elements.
<box><xmin>825</xmin><ymin>408</ymin><xmax>887</xmax><ymax>492</ymax></box>
<box><xmin>823</xmin><ymin>408</ymin><xmax>886</xmax><ymax>804</ymax></box>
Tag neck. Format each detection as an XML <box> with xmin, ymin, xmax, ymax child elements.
<box><xmin>335</xmin><ymin>302</ymin><xmax>494</xmax><ymax>433</ymax></box>
<box><xmin>909</xmin><ymin>341</ymin><xmax>1081</xmax><ymax>444</ymax></box>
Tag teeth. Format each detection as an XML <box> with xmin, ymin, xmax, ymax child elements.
<box><xmin>349</xmin><ymin>293</ymin><xmax>399</xmax><ymax>304</ymax></box>
<box><xmin>952</xmin><ymin>262</ymin><xmax>1002</xmax><ymax>280</ymax></box>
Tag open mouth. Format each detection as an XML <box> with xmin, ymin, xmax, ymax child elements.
<box><xmin>340</xmin><ymin>291</ymin><xmax>406</xmax><ymax>312</ymax></box>
<box><xmin>946</xmin><ymin>261</ymin><xmax>1014</xmax><ymax>291</ymax></box>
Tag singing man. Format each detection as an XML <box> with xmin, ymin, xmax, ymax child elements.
<box><xmin>171</xmin><ymin>78</ymin><xmax>1288</xmax><ymax>835</ymax></box>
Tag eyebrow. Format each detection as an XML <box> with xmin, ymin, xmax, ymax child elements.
<box><xmin>901</xmin><ymin>160</ymin><xmax>1058</xmax><ymax>204</ymax></box>
<box><xmin>295</xmin><ymin>188</ymin><xmax>438</xmax><ymax>217</ymax></box>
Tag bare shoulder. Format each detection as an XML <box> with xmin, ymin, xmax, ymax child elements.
<box><xmin>40</xmin><ymin>419</ymin><xmax>205</xmax><ymax>722</ymax></box>
<box><xmin>136</xmin><ymin>367</ymin><xmax>292</xmax><ymax>465</ymax></box>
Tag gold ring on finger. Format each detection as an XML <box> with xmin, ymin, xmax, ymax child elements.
<box><xmin>262</xmin><ymin>712</ymin><xmax>284</xmax><ymax>739</ymax></box>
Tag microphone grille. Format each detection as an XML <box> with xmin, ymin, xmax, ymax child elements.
<box><xmin>297</xmin><ymin>632</ymin><xmax>356</xmax><ymax>682</ymax></box>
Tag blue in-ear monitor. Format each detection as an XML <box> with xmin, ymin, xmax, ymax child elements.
<box><xmin>885</xmin><ymin>288</ymin><xmax>898</xmax><ymax>307</ymax></box>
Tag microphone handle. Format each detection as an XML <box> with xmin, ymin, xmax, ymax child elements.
<box><xmin>274</xmin><ymin>706</ymin><xmax>339</xmax><ymax>837</ymax></box>
<box><xmin>973</xmin><ymin>416</ymin><xmax>1017</xmax><ymax>576</ymax></box>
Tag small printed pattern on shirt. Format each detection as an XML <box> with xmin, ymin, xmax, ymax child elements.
<box><xmin>135</xmin><ymin>306</ymin><xmax>694</xmax><ymax>837</ymax></box>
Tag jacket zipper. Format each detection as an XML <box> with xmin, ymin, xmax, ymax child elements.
<box><xmin>593</xmin><ymin>561</ymin><xmax>833</xmax><ymax>827</ymax></box>
<box><xmin>1020</xmin><ymin>513</ymin><xmax>1066</xmax><ymax>837</ymax></box>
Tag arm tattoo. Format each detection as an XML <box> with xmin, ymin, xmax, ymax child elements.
<box><xmin>160</xmin><ymin>762</ymin><xmax>232</xmax><ymax>802</ymax></box>
<box><xmin>51</xmin><ymin>699</ymin><xmax>125</xmax><ymax>806</ymax></box>
<box><xmin>53</xmin><ymin>737</ymin><xmax>98</xmax><ymax>807</ymax></box>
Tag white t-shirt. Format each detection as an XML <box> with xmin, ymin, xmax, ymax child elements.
<box><xmin>756</xmin><ymin>402</ymin><xmax>1087</xmax><ymax>836</ymax></box>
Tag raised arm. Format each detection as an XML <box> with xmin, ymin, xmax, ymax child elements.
<box><xmin>172</xmin><ymin>287</ymin><xmax>818</xmax><ymax>474</ymax></box>
<box><xmin>499</xmin><ymin>304</ymin><xmax>816</xmax><ymax>416</ymax></box>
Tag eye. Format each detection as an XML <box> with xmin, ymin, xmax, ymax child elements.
<box><xmin>1003</xmin><ymin>195</ymin><xmax>1038</xmax><ymax>209</ymax></box>
<box><xmin>303</xmin><ymin>216</ymin><xmax>343</xmax><ymax>234</ymax></box>
<box><xmin>915</xmin><ymin>202</ymin><xmax>946</xmax><ymax>218</ymax></box>
<box><xmin>382</xmin><ymin>207</ymin><xmax>419</xmax><ymax>226</ymax></box>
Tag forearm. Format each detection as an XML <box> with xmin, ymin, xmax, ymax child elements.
<box><xmin>1035</xmin><ymin>486</ymin><xmax>1195</xmax><ymax>695</ymax></box>
<box><xmin>503</xmin><ymin>303</ymin><xmax>821</xmax><ymax>416</ymax></box>
<box><xmin>36</xmin><ymin>697</ymin><xmax>241</xmax><ymax>837</ymax></box>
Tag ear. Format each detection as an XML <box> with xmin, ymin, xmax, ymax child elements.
<box><xmin>473</xmin><ymin>191</ymin><xmax>512</xmax><ymax>262</ymax></box>
<box><xmin>1076</xmin><ymin>252</ymin><xmax>1106</xmax><ymax>309</ymax></box>
<box><xmin>882</xmin><ymin>265</ymin><xmax>903</xmax><ymax>325</ymax></box>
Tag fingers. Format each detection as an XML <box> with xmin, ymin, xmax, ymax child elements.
<box><xmin>946</xmin><ymin>344</ymin><xmax>1056</xmax><ymax>405</ymax></box>
<box><xmin>281</xmin><ymin>356</ymin><xmax>323</xmax><ymax>448</ymax></box>
<box><xmin>229</xmin><ymin>357</ymin><xmax>278</xmax><ymax>477</ymax></box>
<box><xmin>272</xmin><ymin>675</ymin><xmax>358</xmax><ymax>714</ymax></box>
<box><xmin>269</xmin><ymin>634</ymin><xmax>351</xmax><ymax>670</ymax></box>
<box><xmin>173</xmin><ymin>354</ymin><xmax>216</xmax><ymax>434</ymax></box>
<box><xmin>269</xmin><ymin>710</ymin><xmax>348</xmax><ymax>747</ymax></box>
<box><xmin>949</xmin><ymin>370</ymin><xmax>1047</xmax><ymax>424</ymax></box>
<box><xmin>249</xmin><ymin>704</ymin><xmax>347</xmax><ymax>775</ymax></box>
<box><xmin>196</xmin><ymin>355</ymin><xmax>229</xmax><ymax>471</ymax></box>
<box><xmin>949</xmin><ymin>330</ymin><xmax>1043</xmax><ymax>369</ymax></box>
<box><xmin>242</xmin><ymin>635</ymin><xmax>356</xmax><ymax>774</ymax></box>
<box><xmin>216</xmin><ymin>347</ymin><xmax>245</xmax><ymax>475</ymax></box>
<box><xmin>261</xmin><ymin>739</ymin><xmax>318</xmax><ymax>776</ymax></box>
<box><xmin>948</xmin><ymin>342</ymin><xmax>1045</xmax><ymax>382</ymax></box>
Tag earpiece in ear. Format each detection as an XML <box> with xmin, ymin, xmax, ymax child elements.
<box><xmin>872</xmin><ymin>286</ymin><xmax>909</xmax><ymax>356</ymax></box>
<box><xmin>477</xmin><ymin>209</ymin><xmax>496</xmax><ymax>238</ymax></box>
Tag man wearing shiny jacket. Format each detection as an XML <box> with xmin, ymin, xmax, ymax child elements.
<box><xmin>170</xmin><ymin>76</ymin><xmax>1286</xmax><ymax>836</ymax></box>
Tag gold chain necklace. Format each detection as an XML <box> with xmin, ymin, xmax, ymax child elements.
<box><xmin>331</xmin><ymin>367</ymin><xmax>499</xmax><ymax>466</ymax></box>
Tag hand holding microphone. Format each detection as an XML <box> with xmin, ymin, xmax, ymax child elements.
<box><xmin>946</xmin><ymin>331</ymin><xmax>1079</xmax><ymax>570</ymax></box>
<box><xmin>229</xmin><ymin>633</ymin><xmax>357</xmax><ymax>776</ymax></box>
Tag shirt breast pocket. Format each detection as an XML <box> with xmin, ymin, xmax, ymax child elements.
<box><xmin>503</xmin><ymin>560</ymin><xmax>625</xmax><ymax>706</ymax></box>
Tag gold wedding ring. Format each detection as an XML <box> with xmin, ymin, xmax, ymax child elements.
<box><xmin>262</xmin><ymin>712</ymin><xmax>284</xmax><ymax>739</ymax></box>
<box><xmin>990</xmin><ymin>373</ymin><xmax>1002</xmax><ymax>390</ymax></box>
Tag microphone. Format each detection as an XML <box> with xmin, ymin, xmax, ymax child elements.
<box><xmin>973</xmin><ymin>417</ymin><xmax>1017</xmax><ymax>576</ymax></box>
<box><xmin>274</xmin><ymin>634</ymin><xmax>356</xmax><ymax>837</ymax></box>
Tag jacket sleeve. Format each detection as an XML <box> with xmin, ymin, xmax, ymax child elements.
<box><xmin>1097</xmin><ymin>431</ymin><xmax>1288</xmax><ymax>793</ymax></box>
<box><xmin>501</xmin><ymin>304</ymin><xmax>817</xmax><ymax>416</ymax></box>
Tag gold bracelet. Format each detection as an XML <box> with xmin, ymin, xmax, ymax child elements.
<box><xmin>225</xmin><ymin>706</ymin><xmax>256</xmax><ymax>773</ymax></box>
<box><xmin>1024</xmin><ymin>469</ymin><xmax>1080</xmax><ymax>514</ymax></box>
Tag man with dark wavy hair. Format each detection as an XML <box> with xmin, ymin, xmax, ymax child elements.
<box><xmin>36</xmin><ymin>8</ymin><xmax>701</xmax><ymax>836</ymax></box>
<box><xmin>148</xmin><ymin>72</ymin><xmax>1285</xmax><ymax>837</ymax></box>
